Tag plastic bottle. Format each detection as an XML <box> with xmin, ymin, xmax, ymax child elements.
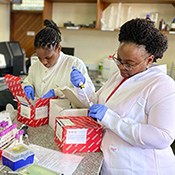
<box><xmin>98</xmin><ymin>62</ymin><xmax>103</xmax><ymax>78</ymax></box>
<box><xmin>165</xmin><ymin>24</ymin><xmax>170</xmax><ymax>31</ymax></box>
<box><xmin>102</xmin><ymin>55</ymin><xmax>118</xmax><ymax>79</ymax></box>
<box><xmin>159</xmin><ymin>19</ymin><xmax>165</xmax><ymax>31</ymax></box>
<box><xmin>170</xmin><ymin>18</ymin><xmax>175</xmax><ymax>31</ymax></box>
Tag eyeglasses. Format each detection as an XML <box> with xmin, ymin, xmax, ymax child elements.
<box><xmin>112</xmin><ymin>53</ymin><xmax>149</xmax><ymax>71</ymax></box>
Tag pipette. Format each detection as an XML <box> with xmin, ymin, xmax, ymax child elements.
<box><xmin>78</xmin><ymin>81</ymin><xmax>93</xmax><ymax>107</ymax></box>
<box><xmin>72</xmin><ymin>67</ymin><xmax>93</xmax><ymax>107</ymax></box>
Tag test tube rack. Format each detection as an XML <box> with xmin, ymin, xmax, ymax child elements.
<box><xmin>0</xmin><ymin>122</ymin><xmax>18</xmax><ymax>149</ymax></box>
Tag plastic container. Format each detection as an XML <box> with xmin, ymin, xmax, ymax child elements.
<box><xmin>2</xmin><ymin>143</ymin><xmax>34</xmax><ymax>171</ymax></box>
<box><xmin>102</xmin><ymin>55</ymin><xmax>118</xmax><ymax>79</ymax></box>
<box><xmin>159</xmin><ymin>19</ymin><xmax>165</xmax><ymax>31</ymax></box>
<box><xmin>170</xmin><ymin>18</ymin><xmax>175</xmax><ymax>31</ymax></box>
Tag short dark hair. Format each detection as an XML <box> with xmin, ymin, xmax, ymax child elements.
<box><xmin>34</xmin><ymin>19</ymin><xmax>61</xmax><ymax>50</ymax></box>
<box><xmin>119</xmin><ymin>18</ymin><xmax>168</xmax><ymax>62</ymax></box>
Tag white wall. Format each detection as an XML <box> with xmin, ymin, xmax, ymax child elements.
<box><xmin>53</xmin><ymin>3</ymin><xmax>175</xmax><ymax>70</ymax></box>
<box><xmin>0</xmin><ymin>2</ymin><xmax>10</xmax><ymax>41</ymax></box>
<box><xmin>60</xmin><ymin>29</ymin><xmax>119</xmax><ymax>65</ymax></box>
<box><xmin>0</xmin><ymin>2</ymin><xmax>175</xmax><ymax>71</ymax></box>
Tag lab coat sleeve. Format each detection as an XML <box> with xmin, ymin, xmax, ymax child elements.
<box><xmin>53</xmin><ymin>87</ymin><xmax>66</xmax><ymax>98</ymax></box>
<box><xmin>22</xmin><ymin>65</ymin><xmax>34</xmax><ymax>89</ymax></box>
<box><xmin>102</xmin><ymin>92</ymin><xmax>175</xmax><ymax>149</ymax></box>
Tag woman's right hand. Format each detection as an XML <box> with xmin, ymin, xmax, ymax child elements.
<box><xmin>70</xmin><ymin>66</ymin><xmax>85</xmax><ymax>88</ymax></box>
<box><xmin>24</xmin><ymin>86</ymin><xmax>34</xmax><ymax>100</ymax></box>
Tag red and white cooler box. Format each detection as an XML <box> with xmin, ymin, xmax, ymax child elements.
<box><xmin>5</xmin><ymin>74</ymin><xmax>57</xmax><ymax>127</ymax></box>
<box><xmin>54</xmin><ymin>116</ymin><xmax>102</xmax><ymax>153</ymax></box>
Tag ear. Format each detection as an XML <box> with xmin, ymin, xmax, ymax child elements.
<box><xmin>56</xmin><ymin>45</ymin><xmax>61</xmax><ymax>54</ymax></box>
<box><xmin>147</xmin><ymin>55</ymin><xmax>154</xmax><ymax>65</ymax></box>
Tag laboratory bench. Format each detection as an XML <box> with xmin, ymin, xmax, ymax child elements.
<box><xmin>0</xmin><ymin>117</ymin><xmax>103</xmax><ymax>175</ymax></box>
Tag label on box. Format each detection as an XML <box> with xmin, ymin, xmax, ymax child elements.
<box><xmin>56</xmin><ymin>119</ymin><xmax>75</xmax><ymax>142</ymax></box>
<box><xmin>66</xmin><ymin>129</ymin><xmax>87</xmax><ymax>144</ymax></box>
<box><xmin>20</xmin><ymin>103</ymin><xmax>31</xmax><ymax>119</ymax></box>
<box><xmin>59</xmin><ymin>119</ymin><xmax>74</xmax><ymax>126</ymax></box>
<box><xmin>56</xmin><ymin>121</ymin><xmax>63</xmax><ymax>141</ymax></box>
<box><xmin>35</xmin><ymin>106</ymin><xmax>48</xmax><ymax>119</ymax></box>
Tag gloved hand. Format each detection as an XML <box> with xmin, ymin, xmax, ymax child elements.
<box><xmin>24</xmin><ymin>86</ymin><xmax>34</xmax><ymax>100</ymax></box>
<box><xmin>41</xmin><ymin>89</ymin><xmax>55</xmax><ymax>99</ymax></box>
<box><xmin>70</xmin><ymin>66</ymin><xmax>85</xmax><ymax>88</ymax></box>
<box><xmin>89</xmin><ymin>104</ymin><xmax>108</xmax><ymax>121</ymax></box>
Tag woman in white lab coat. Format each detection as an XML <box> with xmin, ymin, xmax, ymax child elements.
<box><xmin>70</xmin><ymin>18</ymin><xmax>175</xmax><ymax>175</ymax></box>
<box><xmin>22</xmin><ymin>19</ymin><xmax>95</xmax><ymax>100</ymax></box>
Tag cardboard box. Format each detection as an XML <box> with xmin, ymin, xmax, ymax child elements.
<box><xmin>54</xmin><ymin>116</ymin><xmax>102</xmax><ymax>153</ymax></box>
<box><xmin>5</xmin><ymin>74</ymin><xmax>57</xmax><ymax>127</ymax></box>
<box><xmin>49</xmin><ymin>99</ymin><xmax>88</xmax><ymax>130</ymax></box>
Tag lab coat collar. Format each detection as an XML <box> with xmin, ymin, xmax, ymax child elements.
<box><xmin>42</xmin><ymin>52</ymin><xmax>63</xmax><ymax>81</ymax></box>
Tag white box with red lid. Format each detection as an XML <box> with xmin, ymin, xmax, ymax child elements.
<box><xmin>5</xmin><ymin>74</ymin><xmax>57</xmax><ymax>127</ymax></box>
<box><xmin>54</xmin><ymin>116</ymin><xmax>102</xmax><ymax>153</ymax></box>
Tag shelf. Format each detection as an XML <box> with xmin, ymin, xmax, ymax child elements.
<box><xmin>46</xmin><ymin>0</ymin><xmax>97</xmax><ymax>2</ymax></box>
<box><xmin>46</xmin><ymin>0</ymin><xmax>175</xmax><ymax>2</ymax></box>
<box><xmin>59</xmin><ymin>27</ymin><xmax>174</xmax><ymax>35</ymax></box>
<box><xmin>101</xmin><ymin>0</ymin><xmax>175</xmax><ymax>3</ymax></box>
<box><xmin>43</xmin><ymin>0</ymin><xmax>175</xmax><ymax>30</ymax></box>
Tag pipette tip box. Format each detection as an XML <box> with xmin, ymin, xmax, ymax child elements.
<box><xmin>2</xmin><ymin>143</ymin><xmax>34</xmax><ymax>171</ymax></box>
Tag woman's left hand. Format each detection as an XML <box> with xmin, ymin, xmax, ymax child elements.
<box><xmin>41</xmin><ymin>89</ymin><xmax>55</xmax><ymax>99</ymax></box>
<box><xmin>89</xmin><ymin>104</ymin><xmax>108</xmax><ymax>121</ymax></box>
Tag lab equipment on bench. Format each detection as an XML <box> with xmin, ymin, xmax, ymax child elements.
<box><xmin>0</xmin><ymin>123</ymin><xmax>18</xmax><ymax>149</ymax></box>
<box><xmin>20</xmin><ymin>124</ymin><xmax>29</xmax><ymax>145</ymax></box>
<box><xmin>19</xmin><ymin>163</ymin><xmax>64</xmax><ymax>175</ymax></box>
<box><xmin>2</xmin><ymin>143</ymin><xmax>35</xmax><ymax>171</ymax></box>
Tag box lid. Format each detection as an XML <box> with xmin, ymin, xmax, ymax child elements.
<box><xmin>56</xmin><ymin>116</ymin><xmax>101</xmax><ymax>129</ymax></box>
<box><xmin>4</xmin><ymin>74</ymin><xmax>57</xmax><ymax>107</ymax></box>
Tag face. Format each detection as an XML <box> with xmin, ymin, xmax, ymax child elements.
<box><xmin>36</xmin><ymin>45</ymin><xmax>61</xmax><ymax>68</ymax></box>
<box><xmin>114</xmin><ymin>42</ymin><xmax>154</xmax><ymax>78</ymax></box>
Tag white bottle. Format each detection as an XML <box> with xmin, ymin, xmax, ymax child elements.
<box><xmin>102</xmin><ymin>55</ymin><xmax>118</xmax><ymax>79</ymax></box>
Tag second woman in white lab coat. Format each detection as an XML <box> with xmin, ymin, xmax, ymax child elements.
<box><xmin>22</xmin><ymin>19</ymin><xmax>95</xmax><ymax>100</ymax></box>
<box><xmin>70</xmin><ymin>18</ymin><xmax>175</xmax><ymax>175</ymax></box>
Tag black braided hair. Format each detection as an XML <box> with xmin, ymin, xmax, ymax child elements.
<box><xmin>119</xmin><ymin>18</ymin><xmax>168</xmax><ymax>62</ymax></box>
<box><xmin>34</xmin><ymin>19</ymin><xmax>62</xmax><ymax>50</ymax></box>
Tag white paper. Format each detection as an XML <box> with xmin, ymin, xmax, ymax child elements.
<box><xmin>35</xmin><ymin>106</ymin><xmax>48</xmax><ymax>119</ymax></box>
<box><xmin>29</xmin><ymin>144</ymin><xmax>84</xmax><ymax>175</ymax></box>
<box><xmin>56</xmin><ymin>121</ymin><xmax>63</xmax><ymax>141</ymax></box>
<box><xmin>20</xmin><ymin>103</ymin><xmax>31</xmax><ymax>119</ymax></box>
<box><xmin>66</xmin><ymin>129</ymin><xmax>87</xmax><ymax>144</ymax></box>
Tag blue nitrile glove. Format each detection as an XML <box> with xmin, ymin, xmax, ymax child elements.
<box><xmin>70</xmin><ymin>66</ymin><xmax>85</xmax><ymax>88</ymax></box>
<box><xmin>89</xmin><ymin>104</ymin><xmax>108</xmax><ymax>121</ymax></box>
<box><xmin>41</xmin><ymin>89</ymin><xmax>55</xmax><ymax>99</ymax></box>
<box><xmin>24</xmin><ymin>86</ymin><xmax>34</xmax><ymax>100</ymax></box>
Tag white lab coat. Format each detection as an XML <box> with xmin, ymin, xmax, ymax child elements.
<box><xmin>76</xmin><ymin>66</ymin><xmax>175</xmax><ymax>175</ymax></box>
<box><xmin>22</xmin><ymin>51</ymin><xmax>95</xmax><ymax>98</ymax></box>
